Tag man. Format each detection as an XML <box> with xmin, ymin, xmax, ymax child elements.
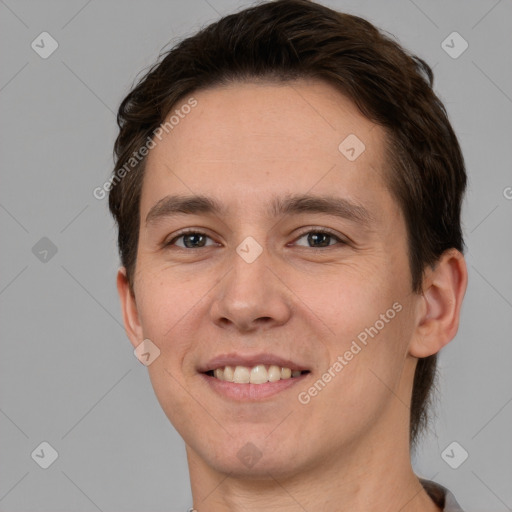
<box><xmin>109</xmin><ymin>1</ymin><xmax>468</xmax><ymax>510</ymax></box>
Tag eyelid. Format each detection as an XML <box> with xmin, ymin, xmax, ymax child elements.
<box><xmin>163</xmin><ymin>228</ymin><xmax>219</xmax><ymax>248</ymax></box>
<box><xmin>290</xmin><ymin>227</ymin><xmax>348</xmax><ymax>247</ymax></box>
<box><xmin>164</xmin><ymin>226</ymin><xmax>348</xmax><ymax>249</ymax></box>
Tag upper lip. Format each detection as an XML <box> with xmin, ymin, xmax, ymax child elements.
<box><xmin>198</xmin><ymin>353</ymin><xmax>310</xmax><ymax>373</ymax></box>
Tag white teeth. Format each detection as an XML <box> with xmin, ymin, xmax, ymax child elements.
<box><xmin>233</xmin><ymin>365</ymin><xmax>250</xmax><ymax>384</ymax></box>
<box><xmin>210</xmin><ymin>364</ymin><xmax>306</xmax><ymax>383</ymax></box>
<box><xmin>223</xmin><ymin>365</ymin><xmax>234</xmax><ymax>382</ymax></box>
<box><xmin>268</xmin><ymin>365</ymin><xmax>281</xmax><ymax>382</ymax></box>
<box><xmin>250</xmin><ymin>365</ymin><xmax>268</xmax><ymax>384</ymax></box>
<box><xmin>281</xmin><ymin>367</ymin><xmax>292</xmax><ymax>379</ymax></box>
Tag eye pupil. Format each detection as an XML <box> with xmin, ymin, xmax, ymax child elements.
<box><xmin>183</xmin><ymin>233</ymin><xmax>206</xmax><ymax>248</ymax></box>
<box><xmin>308</xmin><ymin>232</ymin><xmax>330</xmax><ymax>247</ymax></box>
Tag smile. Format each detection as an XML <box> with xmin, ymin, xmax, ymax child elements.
<box><xmin>206</xmin><ymin>364</ymin><xmax>309</xmax><ymax>384</ymax></box>
<box><xmin>199</xmin><ymin>354</ymin><xmax>311</xmax><ymax>400</ymax></box>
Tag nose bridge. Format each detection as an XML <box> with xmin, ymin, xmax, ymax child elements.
<box><xmin>230</xmin><ymin>242</ymin><xmax>270</xmax><ymax>300</ymax></box>
<box><xmin>210</xmin><ymin>239</ymin><xmax>291</xmax><ymax>330</ymax></box>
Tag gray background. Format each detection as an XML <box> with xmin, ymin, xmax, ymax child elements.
<box><xmin>0</xmin><ymin>0</ymin><xmax>511</xmax><ymax>511</ymax></box>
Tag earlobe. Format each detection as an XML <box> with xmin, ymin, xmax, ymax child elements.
<box><xmin>117</xmin><ymin>267</ymin><xmax>143</xmax><ymax>349</ymax></box>
<box><xmin>409</xmin><ymin>249</ymin><xmax>468</xmax><ymax>358</ymax></box>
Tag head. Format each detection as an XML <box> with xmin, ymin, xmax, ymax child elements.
<box><xmin>109</xmin><ymin>0</ymin><xmax>467</xmax><ymax>476</ymax></box>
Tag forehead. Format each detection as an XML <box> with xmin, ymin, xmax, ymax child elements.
<box><xmin>141</xmin><ymin>79</ymin><xmax>396</xmax><ymax>220</ymax></box>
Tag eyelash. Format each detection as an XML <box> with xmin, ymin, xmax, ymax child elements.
<box><xmin>164</xmin><ymin>228</ymin><xmax>346</xmax><ymax>249</ymax></box>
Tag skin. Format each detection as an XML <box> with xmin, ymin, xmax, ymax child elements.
<box><xmin>117</xmin><ymin>79</ymin><xmax>467</xmax><ymax>511</ymax></box>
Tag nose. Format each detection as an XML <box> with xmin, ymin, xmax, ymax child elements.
<box><xmin>209</xmin><ymin>246</ymin><xmax>293</xmax><ymax>333</ymax></box>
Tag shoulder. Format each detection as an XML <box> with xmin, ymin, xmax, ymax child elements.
<box><xmin>420</xmin><ymin>478</ymin><xmax>465</xmax><ymax>512</ymax></box>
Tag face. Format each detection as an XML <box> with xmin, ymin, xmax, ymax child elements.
<box><xmin>121</xmin><ymin>79</ymin><xmax>423</xmax><ymax>478</ymax></box>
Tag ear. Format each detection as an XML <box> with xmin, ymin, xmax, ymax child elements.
<box><xmin>117</xmin><ymin>267</ymin><xmax>143</xmax><ymax>349</ymax></box>
<box><xmin>409</xmin><ymin>249</ymin><xmax>468</xmax><ymax>358</ymax></box>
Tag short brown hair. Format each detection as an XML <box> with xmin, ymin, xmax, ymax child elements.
<box><xmin>109</xmin><ymin>0</ymin><xmax>466</xmax><ymax>447</ymax></box>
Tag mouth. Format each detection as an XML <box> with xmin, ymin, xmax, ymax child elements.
<box><xmin>198</xmin><ymin>354</ymin><xmax>311</xmax><ymax>401</ymax></box>
<box><xmin>204</xmin><ymin>364</ymin><xmax>310</xmax><ymax>384</ymax></box>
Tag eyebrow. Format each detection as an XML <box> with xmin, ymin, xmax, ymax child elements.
<box><xmin>145</xmin><ymin>193</ymin><xmax>373</xmax><ymax>227</ymax></box>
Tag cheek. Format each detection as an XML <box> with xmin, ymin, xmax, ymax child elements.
<box><xmin>292</xmin><ymin>266</ymin><xmax>412</xmax><ymax>402</ymax></box>
<box><xmin>288</xmin><ymin>258</ymin><xmax>404</xmax><ymax>341</ymax></box>
<box><xmin>135</xmin><ymin>276</ymin><xmax>206</xmax><ymax>430</ymax></box>
<box><xmin>135</xmin><ymin>269</ymin><xmax>205</xmax><ymax>336</ymax></box>
<box><xmin>303</xmin><ymin>312</ymin><xmax>413</xmax><ymax>441</ymax></box>
<box><xmin>146</xmin><ymin>364</ymin><xmax>205</xmax><ymax>445</ymax></box>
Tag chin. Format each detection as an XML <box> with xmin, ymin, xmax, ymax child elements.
<box><xmin>212</xmin><ymin>455</ymin><xmax>306</xmax><ymax>480</ymax></box>
<box><xmin>188</xmin><ymin>433</ymin><xmax>314</xmax><ymax>480</ymax></box>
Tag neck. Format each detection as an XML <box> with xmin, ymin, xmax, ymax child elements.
<box><xmin>186</xmin><ymin>418</ymin><xmax>440</xmax><ymax>512</ymax></box>
<box><xmin>185</xmin><ymin>358</ymin><xmax>441</xmax><ymax>512</ymax></box>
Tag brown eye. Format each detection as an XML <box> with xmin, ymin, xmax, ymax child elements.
<box><xmin>167</xmin><ymin>231</ymin><xmax>215</xmax><ymax>249</ymax></box>
<box><xmin>294</xmin><ymin>230</ymin><xmax>343</xmax><ymax>248</ymax></box>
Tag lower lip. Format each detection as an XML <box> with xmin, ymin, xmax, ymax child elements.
<box><xmin>201</xmin><ymin>373</ymin><xmax>309</xmax><ymax>401</ymax></box>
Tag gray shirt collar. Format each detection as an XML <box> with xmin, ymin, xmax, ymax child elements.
<box><xmin>420</xmin><ymin>478</ymin><xmax>465</xmax><ymax>511</ymax></box>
